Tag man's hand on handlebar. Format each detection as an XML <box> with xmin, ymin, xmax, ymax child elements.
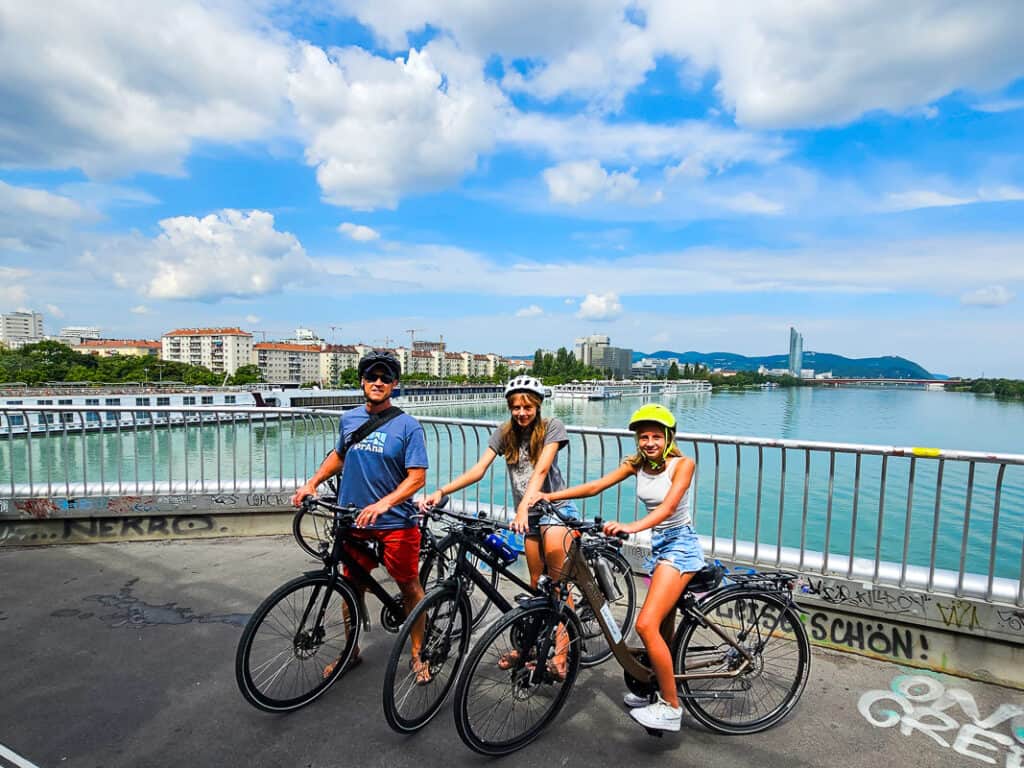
<box><xmin>356</xmin><ymin>499</ymin><xmax>390</xmax><ymax>528</ymax></box>
<box><xmin>418</xmin><ymin>489</ymin><xmax>445</xmax><ymax>512</ymax></box>
<box><xmin>291</xmin><ymin>485</ymin><xmax>317</xmax><ymax>508</ymax></box>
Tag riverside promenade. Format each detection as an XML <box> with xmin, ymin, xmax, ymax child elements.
<box><xmin>2</xmin><ymin>536</ymin><xmax>1022</xmax><ymax>768</ymax></box>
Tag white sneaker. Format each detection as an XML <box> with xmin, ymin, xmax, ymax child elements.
<box><xmin>629</xmin><ymin>694</ymin><xmax>682</xmax><ymax>732</ymax></box>
<box><xmin>623</xmin><ymin>691</ymin><xmax>650</xmax><ymax>708</ymax></box>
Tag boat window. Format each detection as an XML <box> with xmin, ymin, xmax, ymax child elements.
<box><xmin>85</xmin><ymin>412</ymin><xmax>100</xmax><ymax>422</ymax></box>
<box><xmin>61</xmin><ymin>412</ymin><xmax>77</xmax><ymax>422</ymax></box>
<box><xmin>183</xmin><ymin>396</ymin><xmax>196</xmax><ymax>405</ymax></box>
<box><xmin>58</xmin><ymin>399</ymin><xmax>73</xmax><ymax>405</ymax></box>
<box><xmin>7</xmin><ymin>414</ymin><xmax>24</xmax><ymax>426</ymax></box>
<box><xmin>85</xmin><ymin>398</ymin><xmax>99</xmax><ymax>406</ymax></box>
<box><xmin>136</xmin><ymin>397</ymin><xmax>150</xmax><ymax>406</ymax></box>
<box><xmin>5</xmin><ymin>400</ymin><xmax>22</xmax><ymax>405</ymax></box>
<box><xmin>201</xmin><ymin>396</ymin><xmax>214</xmax><ymax>405</ymax></box>
<box><xmin>38</xmin><ymin>414</ymin><xmax>55</xmax><ymax>424</ymax></box>
<box><xmin>225</xmin><ymin>395</ymin><xmax>236</xmax><ymax>404</ymax></box>
<box><xmin>157</xmin><ymin>397</ymin><xmax>171</xmax><ymax>406</ymax></box>
<box><xmin>105</xmin><ymin>398</ymin><xmax>120</xmax><ymax>406</ymax></box>
<box><xmin>105</xmin><ymin>412</ymin><xmax>119</xmax><ymax>422</ymax></box>
<box><xmin>37</xmin><ymin>399</ymin><xmax>53</xmax><ymax>405</ymax></box>
<box><xmin>134</xmin><ymin>412</ymin><xmax>150</xmax><ymax>421</ymax></box>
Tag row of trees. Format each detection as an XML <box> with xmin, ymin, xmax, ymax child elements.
<box><xmin>531</xmin><ymin>348</ymin><xmax>606</xmax><ymax>383</ymax></box>
<box><xmin>332</xmin><ymin>365</ymin><xmax>513</xmax><ymax>388</ymax></box>
<box><xmin>946</xmin><ymin>379</ymin><xmax>1024</xmax><ymax>400</ymax></box>
<box><xmin>0</xmin><ymin>341</ymin><xmax>263</xmax><ymax>386</ymax></box>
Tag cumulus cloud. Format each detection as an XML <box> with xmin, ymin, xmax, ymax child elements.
<box><xmin>339</xmin><ymin>222</ymin><xmax>381</xmax><ymax>241</ymax></box>
<box><xmin>93</xmin><ymin>209</ymin><xmax>311</xmax><ymax>302</ymax></box>
<box><xmin>0</xmin><ymin>1</ymin><xmax>292</xmax><ymax>178</ymax></box>
<box><xmin>0</xmin><ymin>267</ymin><xmax>30</xmax><ymax>306</ymax></box>
<box><xmin>288</xmin><ymin>40</ymin><xmax>506</xmax><ymax>209</ymax></box>
<box><xmin>961</xmin><ymin>285</ymin><xmax>1016</xmax><ymax>308</ymax></box>
<box><xmin>245</xmin><ymin>314</ymin><xmax>262</xmax><ymax>324</ymax></box>
<box><xmin>576</xmin><ymin>292</ymin><xmax>623</xmax><ymax>321</ymax></box>
<box><xmin>543</xmin><ymin>160</ymin><xmax>641</xmax><ymax>205</ymax></box>
<box><xmin>44</xmin><ymin>304</ymin><xmax>64</xmax><ymax>319</ymax></box>
<box><xmin>515</xmin><ymin>305</ymin><xmax>544</xmax><ymax>318</ymax></box>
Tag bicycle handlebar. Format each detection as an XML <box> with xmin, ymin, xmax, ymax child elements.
<box><xmin>528</xmin><ymin>499</ymin><xmax>630</xmax><ymax>540</ymax></box>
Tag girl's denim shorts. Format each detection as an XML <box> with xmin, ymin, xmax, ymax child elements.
<box><xmin>528</xmin><ymin>502</ymin><xmax>579</xmax><ymax>534</ymax></box>
<box><xmin>644</xmin><ymin>524</ymin><xmax>705</xmax><ymax>575</ymax></box>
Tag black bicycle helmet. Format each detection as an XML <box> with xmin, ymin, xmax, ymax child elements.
<box><xmin>358</xmin><ymin>350</ymin><xmax>401</xmax><ymax>380</ymax></box>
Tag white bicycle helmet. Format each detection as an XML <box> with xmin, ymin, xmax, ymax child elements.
<box><xmin>504</xmin><ymin>375</ymin><xmax>546</xmax><ymax>400</ymax></box>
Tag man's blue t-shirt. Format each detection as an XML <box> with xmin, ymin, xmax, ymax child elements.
<box><xmin>335</xmin><ymin>408</ymin><xmax>429</xmax><ymax>530</ymax></box>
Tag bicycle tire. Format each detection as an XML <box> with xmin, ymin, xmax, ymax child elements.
<box><xmin>569</xmin><ymin>548</ymin><xmax>637</xmax><ymax>668</ymax></box>
<box><xmin>236</xmin><ymin>573</ymin><xmax>361</xmax><ymax>712</ymax></box>
<box><xmin>419</xmin><ymin>533</ymin><xmax>499</xmax><ymax>629</ymax></box>
<box><xmin>292</xmin><ymin>506</ymin><xmax>333</xmax><ymax>559</ymax></box>
<box><xmin>383</xmin><ymin>587</ymin><xmax>473</xmax><ymax>733</ymax></box>
<box><xmin>453</xmin><ymin>603</ymin><xmax>582</xmax><ymax>756</ymax></box>
<box><xmin>673</xmin><ymin>588</ymin><xmax>810</xmax><ymax>734</ymax></box>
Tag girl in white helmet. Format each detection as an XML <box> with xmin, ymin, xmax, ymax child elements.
<box><xmin>420</xmin><ymin>375</ymin><xmax>578</xmax><ymax>678</ymax></box>
<box><xmin>533</xmin><ymin>403</ymin><xmax>702</xmax><ymax>733</ymax></box>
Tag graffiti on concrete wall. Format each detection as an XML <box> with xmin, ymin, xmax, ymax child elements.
<box><xmin>0</xmin><ymin>514</ymin><xmax>231</xmax><ymax>544</ymax></box>
<box><xmin>859</xmin><ymin>674</ymin><xmax>1024</xmax><ymax>765</ymax></box>
<box><xmin>808</xmin><ymin>611</ymin><xmax>930</xmax><ymax>661</ymax></box>
<box><xmin>798</xmin><ymin>575</ymin><xmax>1024</xmax><ymax>640</ymax></box>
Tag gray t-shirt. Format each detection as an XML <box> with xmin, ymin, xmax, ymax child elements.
<box><xmin>488</xmin><ymin>418</ymin><xmax>573</xmax><ymax>509</ymax></box>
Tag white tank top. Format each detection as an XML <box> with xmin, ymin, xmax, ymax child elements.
<box><xmin>636</xmin><ymin>456</ymin><xmax>692</xmax><ymax>531</ymax></box>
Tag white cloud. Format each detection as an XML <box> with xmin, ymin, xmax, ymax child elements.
<box><xmin>0</xmin><ymin>267</ymin><xmax>30</xmax><ymax>307</ymax></box>
<box><xmin>716</xmin><ymin>192</ymin><xmax>784</xmax><ymax>215</ymax></box>
<box><xmin>339</xmin><ymin>222</ymin><xmax>381</xmax><ymax>241</ymax></box>
<box><xmin>0</xmin><ymin>1</ymin><xmax>292</xmax><ymax>178</ymax></box>
<box><xmin>543</xmin><ymin>160</ymin><xmax>641</xmax><ymax>205</ymax></box>
<box><xmin>245</xmin><ymin>314</ymin><xmax>262</xmax><ymax>324</ymax></box>
<box><xmin>576</xmin><ymin>292</ymin><xmax>623</xmax><ymax>321</ymax></box>
<box><xmin>961</xmin><ymin>285</ymin><xmax>1016</xmax><ymax>308</ymax></box>
<box><xmin>288</xmin><ymin>40</ymin><xmax>506</xmax><ymax>209</ymax></box>
<box><xmin>515</xmin><ymin>305</ymin><xmax>544</xmax><ymax>318</ymax></box>
<box><xmin>972</xmin><ymin>98</ymin><xmax>1024</xmax><ymax>114</ymax></box>
<box><xmin>93</xmin><ymin>209</ymin><xmax>311</xmax><ymax>302</ymax></box>
<box><xmin>885</xmin><ymin>186</ymin><xmax>1024</xmax><ymax>212</ymax></box>
<box><xmin>130</xmin><ymin>305</ymin><xmax>150</xmax><ymax>315</ymax></box>
<box><xmin>0</xmin><ymin>181</ymin><xmax>90</xmax><ymax>250</ymax></box>
<box><xmin>44</xmin><ymin>304</ymin><xmax>64</xmax><ymax>319</ymax></box>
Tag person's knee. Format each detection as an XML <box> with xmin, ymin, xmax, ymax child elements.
<box><xmin>395</xmin><ymin>578</ymin><xmax>423</xmax><ymax>597</ymax></box>
<box><xmin>635</xmin><ymin>612</ymin><xmax>659</xmax><ymax>639</ymax></box>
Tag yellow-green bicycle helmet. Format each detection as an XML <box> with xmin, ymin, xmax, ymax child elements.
<box><xmin>627</xmin><ymin>404</ymin><xmax>677</xmax><ymax>469</ymax></box>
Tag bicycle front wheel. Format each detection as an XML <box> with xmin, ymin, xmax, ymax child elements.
<box><xmin>383</xmin><ymin>587</ymin><xmax>473</xmax><ymax>733</ymax></box>
<box><xmin>569</xmin><ymin>549</ymin><xmax>637</xmax><ymax>668</ymax></box>
<box><xmin>292</xmin><ymin>507</ymin><xmax>332</xmax><ymax>559</ymax></box>
<box><xmin>673</xmin><ymin>589</ymin><xmax>810</xmax><ymax>734</ymax></box>
<box><xmin>236</xmin><ymin>573</ymin><xmax>361</xmax><ymax>712</ymax></box>
<box><xmin>453</xmin><ymin>603</ymin><xmax>582</xmax><ymax>756</ymax></box>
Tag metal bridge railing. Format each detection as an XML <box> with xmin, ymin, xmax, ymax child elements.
<box><xmin>2</xmin><ymin>406</ymin><xmax>1022</xmax><ymax>606</ymax></box>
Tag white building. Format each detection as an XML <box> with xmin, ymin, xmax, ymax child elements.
<box><xmin>74</xmin><ymin>339</ymin><xmax>161</xmax><ymax>358</ymax></box>
<box><xmin>254</xmin><ymin>342</ymin><xmax>321</xmax><ymax>384</ymax></box>
<box><xmin>59</xmin><ymin>326</ymin><xmax>102</xmax><ymax>346</ymax></box>
<box><xmin>1</xmin><ymin>311</ymin><xmax>44</xmax><ymax>347</ymax></box>
<box><xmin>161</xmin><ymin>327</ymin><xmax>254</xmax><ymax>375</ymax></box>
<box><xmin>319</xmin><ymin>344</ymin><xmax>361</xmax><ymax>386</ymax></box>
<box><xmin>574</xmin><ymin>334</ymin><xmax>610</xmax><ymax>367</ymax></box>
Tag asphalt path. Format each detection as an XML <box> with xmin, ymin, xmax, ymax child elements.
<box><xmin>1</xmin><ymin>537</ymin><xmax>1021</xmax><ymax>768</ymax></box>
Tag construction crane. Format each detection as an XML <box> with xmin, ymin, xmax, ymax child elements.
<box><xmin>251</xmin><ymin>329</ymin><xmax>290</xmax><ymax>343</ymax></box>
<box><xmin>328</xmin><ymin>325</ymin><xmax>343</xmax><ymax>343</ymax></box>
<box><xmin>405</xmin><ymin>328</ymin><xmax>425</xmax><ymax>348</ymax></box>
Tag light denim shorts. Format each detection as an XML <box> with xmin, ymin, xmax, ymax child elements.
<box><xmin>645</xmin><ymin>524</ymin><xmax>705</xmax><ymax>575</ymax></box>
<box><xmin>529</xmin><ymin>502</ymin><xmax>579</xmax><ymax>534</ymax></box>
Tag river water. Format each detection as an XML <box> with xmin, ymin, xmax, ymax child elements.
<box><xmin>2</xmin><ymin>388</ymin><xmax>1022</xmax><ymax>580</ymax></box>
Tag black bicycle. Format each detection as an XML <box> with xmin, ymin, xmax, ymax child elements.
<box><xmin>235</xmin><ymin>495</ymin><xmax>413</xmax><ymax>712</ymax></box>
<box><xmin>452</xmin><ymin>501</ymin><xmax>811</xmax><ymax>755</ymax></box>
<box><xmin>382</xmin><ymin>497</ymin><xmax>637</xmax><ymax>734</ymax></box>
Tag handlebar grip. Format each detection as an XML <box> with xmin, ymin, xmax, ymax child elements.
<box><xmin>434</xmin><ymin>494</ymin><xmax>450</xmax><ymax>510</ymax></box>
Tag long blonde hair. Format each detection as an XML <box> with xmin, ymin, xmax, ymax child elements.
<box><xmin>497</xmin><ymin>391</ymin><xmax>547</xmax><ymax>465</ymax></box>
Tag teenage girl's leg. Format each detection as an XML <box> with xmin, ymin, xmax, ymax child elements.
<box><xmin>540</xmin><ymin>525</ymin><xmax>574</xmax><ymax>676</ymax></box>
<box><xmin>635</xmin><ymin>564</ymin><xmax>694</xmax><ymax>708</ymax></box>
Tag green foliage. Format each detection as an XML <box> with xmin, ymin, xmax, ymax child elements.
<box><xmin>667</xmin><ymin>362</ymin><xmax>680</xmax><ymax>380</ymax></box>
<box><xmin>337</xmin><ymin>367</ymin><xmax>360</xmax><ymax>387</ymax></box>
<box><xmin>529</xmin><ymin>347</ymin><xmax>603</xmax><ymax>384</ymax></box>
<box><xmin>229</xmin><ymin>364</ymin><xmax>263</xmax><ymax>385</ymax></box>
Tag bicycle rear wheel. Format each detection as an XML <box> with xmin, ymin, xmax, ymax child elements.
<box><xmin>419</xmin><ymin>534</ymin><xmax>499</xmax><ymax>629</ymax></box>
<box><xmin>568</xmin><ymin>549</ymin><xmax>637</xmax><ymax>667</ymax></box>
<box><xmin>453</xmin><ymin>603</ymin><xmax>581</xmax><ymax>756</ymax></box>
<box><xmin>673</xmin><ymin>589</ymin><xmax>809</xmax><ymax>734</ymax></box>
<box><xmin>383</xmin><ymin>587</ymin><xmax>472</xmax><ymax>733</ymax></box>
<box><xmin>236</xmin><ymin>573</ymin><xmax>360</xmax><ymax>712</ymax></box>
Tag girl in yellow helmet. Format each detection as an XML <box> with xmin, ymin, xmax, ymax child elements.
<box><xmin>532</xmin><ymin>403</ymin><xmax>702</xmax><ymax>733</ymax></box>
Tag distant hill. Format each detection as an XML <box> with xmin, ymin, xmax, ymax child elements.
<box><xmin>633</xmin><ymin>350</ymin><xmax>936</xmax><ymax>379</ymax></box>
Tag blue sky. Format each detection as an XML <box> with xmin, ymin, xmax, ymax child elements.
<box><xmin>1</xmin><ymin>1</ymin><xmax>1023</xmax><ymax>376</ymax></box>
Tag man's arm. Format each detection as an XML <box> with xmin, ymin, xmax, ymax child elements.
<box><xmin>355</xmin><ymin>467</ymin><xmax>427</xmax><ymax>527</ymax></box>
<box><xmin>290</xmin><ymin>450</ymin><xmax>344</xmax><ymax>507</ymax></box>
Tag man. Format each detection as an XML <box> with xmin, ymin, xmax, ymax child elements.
<box><xmin>291</xmin><ymin>350</ymin><xmax>429</xmax><ymax>680</ymax></box>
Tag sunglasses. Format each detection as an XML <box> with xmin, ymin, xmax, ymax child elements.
<box><xmin>363</xmin><ymin>371</ymin><xmax>396</xmax><ymax>384</ymax></box>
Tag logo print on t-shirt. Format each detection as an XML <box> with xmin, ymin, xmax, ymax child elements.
<box><xmin>355</xmin><ymin>430</ymin><xmax>387</xmax><ymax>454</ymax></box>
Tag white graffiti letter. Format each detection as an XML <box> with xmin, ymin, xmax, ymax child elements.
<box><xmin>859</xmin><ymin>689</ymin><xmax>912</xmax><ymax>728</ymax></box>
<box><xmin>894</xmin><ymin>674</ymin><xmax>945</xmax><ymax>703</ymax></box>
<box><xmin>900</xmin><ymin>707</ymin><xmax>959</xmax><ymax>747</ymax></box>
<box><xmin>953</xmin><ymin>724</ymin><xmax>1014</xmax><ymax>765</ymax></box>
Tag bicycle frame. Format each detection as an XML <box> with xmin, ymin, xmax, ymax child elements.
<box><xmin>556</xmin><ymin>530</ymin><xmax>776</xmax><ymax>686</ymax></box>
<box><xmin>442</xmin><ymin>527</ymin><xmax>536</xmax><ymax>612</ymax></box>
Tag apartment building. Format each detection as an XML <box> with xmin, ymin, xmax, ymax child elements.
<box><xmin>254</xmin><ymin>342</ymin><xmax>321</xmax><ymax>385</ymax></box>
<box><xmin>161</xmin><ymin>328</ymin><xmax>253</xmax><ymax>375</ymax></box>
<box><xmin>0</xmin><ymin>310</ymin><xmax>44</xmax><ymax>347</ymax></box>
<box><xmin>319</xmin><ymin>344</ymin><xmax>361</xmax><ymax>386</ymax></box>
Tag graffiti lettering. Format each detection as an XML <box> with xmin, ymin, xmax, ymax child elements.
<box><xmin>212</xmin><ymin>494</ymin><xmax>237</xmax><ymax>506</ymax></box>
<box><xmin>859</xmin><ymin>674</ymin><xmax>1024</xmax><ymax>765</ymax></box>
<box><xmin>801</xmin><ymin>578</ymin><xmax>932</xmax><ymax>618</ymax></box>
<box><xmin>809</xmin><ymin>613</ymin><xmax>927</xmax><ymax>660</ymax></box>
<box><xmin>244</xmin><ymin>493</ymin><xmax>289</xmax><ymax>507</ymax></box>
<box><xmin>937</xmin><ymin>599</ymin><xmax>982</xmax><ymax>630</ymax></box>
<box><xmin>14</xmin><ymin>498</ymin><xmax>57</xmax><ymax>519</ymax></box>
<box><xmin>996</xmin><ymin>609</ymin><xmax>1024</xmax><ymax>634</ymax></box>
<box><xmin>61</xmin><ymin>515</ymin><xmax>218</xmax><ymax>539</ymax></box>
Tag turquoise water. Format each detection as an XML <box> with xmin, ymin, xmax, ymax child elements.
<box><xmin>1</xmin><ymin>389</ymin><xmax>1022</xmax><ymax>579</ymax></box>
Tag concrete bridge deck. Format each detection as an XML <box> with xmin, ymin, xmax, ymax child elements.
<box><xmin>1</xmin><ymin>537</ymin><xmax>1021</xmax><ymax>768</ymax></box>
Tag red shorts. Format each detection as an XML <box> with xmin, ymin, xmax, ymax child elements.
<box><xmin>343</xmin><ymin>526</ymin><xmax>421</xmax><ymax>586</ymax></box>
